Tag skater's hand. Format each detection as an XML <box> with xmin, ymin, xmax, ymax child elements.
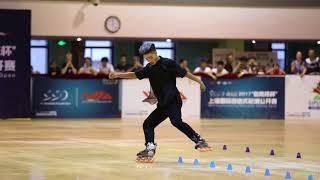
<box><xmin>200</xmin><ymin>82</ymin><xmax>206</xmax><ymax>92</ymax></box>
<box><xmin>109</xmin><ymin>72</ymin><xmax>118</xmax><ymax>79</ymax></box>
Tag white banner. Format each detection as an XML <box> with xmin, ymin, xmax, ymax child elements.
<box><xmin>285</xmin><ymin>75</ymin><xmax>320</xmax><ymax>120</ymax></box>
<box><xmin>121</xmin><ymin>78</ymin><xmax>200</xmax><ymax>119</ymax></box>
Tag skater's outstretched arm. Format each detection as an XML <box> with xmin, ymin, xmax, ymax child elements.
<box><xmin>109</xmin><ymin>72</ymin><xmax>137</xmax><ymax>79</ymax></box>
<box><xmin>185</xmin><ymin>72</ymin><xmax>206</xmax><ymax>92</ymax></box>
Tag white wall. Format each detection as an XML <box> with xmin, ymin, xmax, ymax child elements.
<box><xmin>1</xmin><ymin>0</ymin><xmax>320</xmax><ymax>39</ymax></box>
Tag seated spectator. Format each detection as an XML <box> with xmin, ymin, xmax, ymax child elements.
<box><xmin>194</xmin><ymin>59</ymin><xmax>216</xmax><ymax>79</ymax></box>
<box><xmin>305</xmin><ymin>49</ymin><xmax>320</xmax><ymax>75</ymax></box>
<box><xmin>248</xmin><ymin>57</ymin><xmax>258</xmax><ymax>74</ymax></box>
<box><xmin>48</xmin><ymin>61</ymin><xmax>60</xmax><ymax>76</ymax></box>
<box><xmin>233</xmin><ymin>56</ymin><xmax>249</xmax><ymax>74</ymax></box>
<box><xmin>115</xmin><ymin>54</ymin><xmax>131</xmax><ymax>72</ymax></box>
<box><xmin>291</xmin><ymin>51</ymin><xmax>307</xmax><ymax>76</ymax></box>
<box><xmin>128</xmin><ymin>56</ymin><xmax>143</xmax><ymax>72</ymax></box>
<box><xmin>179</xmin><ymin>58</ymin><xmax>191</xmax><ymax>72</ymax></box>
<box><xmin>31</xmin><ymin>65</ymin><xmax>40</xmax><ymax>75</ymax></box>
<box><xmin>225</xmin><ymin>54</ymin><xmax>234</xmax><ymax>73</ymax></box>
<box><xmin>257</xmin><ymin>64</ymin><xmax>266</xmax><ymax>75</ymax></box>
<box><xmin>78</xmin><ymin>57</ymin><xmax>97</xmax><ymax>76</ymax></box>
<box><xmin>267</xmin><ymin>63</ymin><xmax>285</xmax><ymax>75</ymax></box>
<box><xmin>61</xmin><ymin>52</ymin><xmax>77</xmax><ymax>75</ymax></box>
<box><xmin>212</xmin><ymin>60</ymin><xmax>229</xmax><ymax>77</ymax></box>
<box><xmin>194</xmin><ymin>59</ymin><xmax>211</xmax><ymax>73</ymax></box>
<box><xmin>98</xmin><ymin>57</ymin><xmax>114</xmax><ymax>75</ymax></box>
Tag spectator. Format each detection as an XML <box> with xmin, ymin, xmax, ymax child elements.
<box><xmin>78</xmin><ymin>57</ymin><xmax>97</xmax><ymax>76</ymax></box>
<box><xmin>257</xmin><ymin>64</ymin><xmax>266</xmax><ymax>75</ymax></box>
<box><xmin>305</xmin><ymin>49</ymin><xmax>320</xmax><ymax>75</ymax></box>
<box><xmin>233</xmin><ymin>56</ymin><xmax>249</xmax><ymax>74</ymax></box>
<box><xmin>128</xmin><ymin>56</ymin><xmax>143</xmax><ymax>72</ymax></box>
<box><xmin>225</xmin><ymin>54</ymin><xmax>234</xmax><ymax>73</ymax></box>
<box><xmin>61</xmin><ymin>52</ymin><xmax>77</xmax><ymax>75</ymax></box>
<box><xmin>212</xmin><ymin>60</ymin><xmax>229</xmax><ymax>77</ymax></box>
<box><xmin>115</xmin><ymin>54</ymin><xmax>131</xmax><ymax>72</ymax></box>
<box><xmin>31</xmin><ymin>65</ymin><xmax>40</xmax><ymax>75</ymax></box>
<box><xmin>98</xmin><ymin>57</ymin><xmax>114</xmax><ymax>75</ymax></box>
<box><xmin>179</xmin><ymin>58</ymin><xmax>191</xmax><ymax>72</ymax></box>
<box><xmin>267</xmin><ymin>63</ymin><xmax>286</xmax><ymax>75</ymax></box>
<box><xmin>291</xmin><ymin>51</ymin><xmax>307</xmax><ymax>76</ymax></box>
<box><xmin>194</xmin><ymin>59</ymin><xmax>216</xmax><ymax>79</ymax></box>
<box><xmin>248</xmin><ymin>57</ymin><xmax>258</xmax><ymax>74</ymax></box>
<box><xmin>194</xmin><ymin>59</ymin><xmax>211</xmax><ymax>73</ymax></box>
<box><xmin>48</xmin><ymin>61</ymin><xmax>60</xmax><ymax>76</ymax></box>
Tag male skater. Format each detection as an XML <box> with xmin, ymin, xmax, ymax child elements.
<box><xmin>109</xmin><ymin>43</ymin><xmax>211</xmax><ymax>162</ymax></box>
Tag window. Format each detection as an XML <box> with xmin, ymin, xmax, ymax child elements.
<box><xmin>84</xmin><ymin>40</ymin><xmax>113</xmax><ymax>68</ymax></box>
<box><xmin>143</xmin><ymin>41</ymin><xmax>175</xmax><ymax>66</ymax></box>
<box><xmin>31</xmin><ymin>39</ymin><xmax>48</xmax><ymax>74</ymax></box>
<box><xmin>271</xmin><ymin>43</ymin><xmax>286</xmax><ymax>70</ymax></box>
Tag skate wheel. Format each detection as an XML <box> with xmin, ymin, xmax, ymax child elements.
<box><xmin>197</xmin><ymin>147</ymin><xmax>212</xmax><ymax>152</ymax></box>
<box><xmin>136</xmin><ymin>157</ymin><xmax>154</xmax><ymax>163</ymax></box>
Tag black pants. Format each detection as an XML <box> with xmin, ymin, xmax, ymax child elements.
<box><xmin>143</xmin><ymin>102</ymin><xmax>200</xmax><ymax>144</ymax></box>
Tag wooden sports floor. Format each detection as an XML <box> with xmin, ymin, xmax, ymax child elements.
<box><xmin>0</xmin><ymin>118</ymin><xmax>319</xmax><ymax>180</ymax></box>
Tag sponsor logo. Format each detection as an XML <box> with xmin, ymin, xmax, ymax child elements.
<box><xmin>82</xmin><ymin>91</ymin><xmax>112</xmax><ymax>103</ymax></box>
<box><xmin>40</xmin><ymin>90</ymin><xmax>71</xmax><ymax>106</ymax></box>
<box><xmin>35</xmin><ymin>111</ymin><xmax>58</xmax><ymax>117</ymax></box>
<box><xmin>309</xmin><ymin>82</ymin><xmax>320</xmax><ymax>110</ymax></box>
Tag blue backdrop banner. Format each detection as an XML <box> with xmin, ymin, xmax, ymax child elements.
<box><xmin>201</xmin><ymin>76</ymin><xmax>285</xmax><ymax>119</ymax></box>
<box><xmin>32</xmin><ymin>77</ymin><xmax>120</xmax><ymax>118</ymax></box>
<box><xmin>0</xmin><ymin>10</ymin><xmax>31</xmax><ymax>118</ymax></box>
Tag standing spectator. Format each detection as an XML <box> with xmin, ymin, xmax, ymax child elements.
<box><xmin>61</xmin><ymin>52</ymin><xmax>77</xmax><ymax>75</ymax></box>
<box><xmin>291</xmin><ymin>51</ymin><xmax>307</xmax><ymax>76</ymax></box>
<box><xmin>305</xmin><ymin>49</ymin><xmax>320</xmax><ymax>75</ymax></box>
<box><xmin>78</xmin><ymin>57</ymin><xmax>97</xmax><ymax>76</ymax></box>
<box><xmin>115</xmin><ymin>54</ymin><xmax>131</xmax><ymax>72</ymax></box>
<box><xmin>225</xmin><ymin>54</ymin><xmax>234</xmax><ymax>73</ymax></box>
<box><xmin>212</xmin><ymin>60</ymin><xmax>229</xmax><ymax>77</ymax></box>
<box><xmin>98</xmin><ymin>57</ymin><xmax>114</xmax><ymax>75</ymax></box>
<box><xmin>233</xmin><ymin>56</ymin><xmax>249</xmax><ymax>74</ymax></box>
<box><xmin>248</xmin><ymin>57</ymin><xmax>258</xmax><ymax>74</ymax></box>
<box><xmin>48</xmin><ymin>61</ymin><xmax>60</xmax><ymax>76</ymax></box>
<box><xmin>128</xmin><ymin>56</ymin><xmax>143</xmax><ymax>72</ymax></box>
<box><xmin>257</xmin><ymin>64</ymin><xmax>266</xmax><ymax>75</ymax></box>
<box><xmin>267</xmin><ymin>63</ymin><xmax>286</xmax><ymax>75</ymax></box>
<box><xmin>179</xmin><ymin>58</ymin><xmax>191</xmax><ymax>72</ymax></box>
<box><xmin>194</xmin><ymin>59</ymin><xmax>211</xmax><ymax>73</ymax></box>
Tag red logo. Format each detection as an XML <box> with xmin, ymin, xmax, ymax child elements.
<box><xmin>313</xmin><ymin>82</ymin><xmax>320</xmax><ymax>95</ymax></box>
<box><xmin>82</xmin><ymin>91</ymin><xmax>112</xmax><ymax>101</ymax></box>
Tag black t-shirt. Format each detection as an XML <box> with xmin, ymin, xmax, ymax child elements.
<box><xmin>62</xmin><ymin>63</ymin><xmax>75</xmax><ymax>75</ymax></box>
<box><xmin>225</xmin><ymin>63</ymin><xmax>233</xmax><ymax>73</ymax></box>
<box><xmin>135</xmin><ymin>57</ymin><xmax>187</xmax><ymax>108</ymax></box>
<box><xmin>49</xmin><ymin>67</ymin><xmax>61</xmax><ymax>76</ymax></box>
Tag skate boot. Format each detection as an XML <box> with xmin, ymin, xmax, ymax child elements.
<box><xmin>136</xmin><ymin>142</ymin><xmax>157</xmax><ymax>163</ymax></box>
<box><xmin>195</xmin><ymin>138</ymin><xmax>212</xmax><ymax>152</ymax></box>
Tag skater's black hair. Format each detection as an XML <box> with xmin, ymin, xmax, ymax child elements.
<box><xmin>139</xmin><ymin>43</ymin><xmax>156</xmax><ymax>55</ymax></box>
